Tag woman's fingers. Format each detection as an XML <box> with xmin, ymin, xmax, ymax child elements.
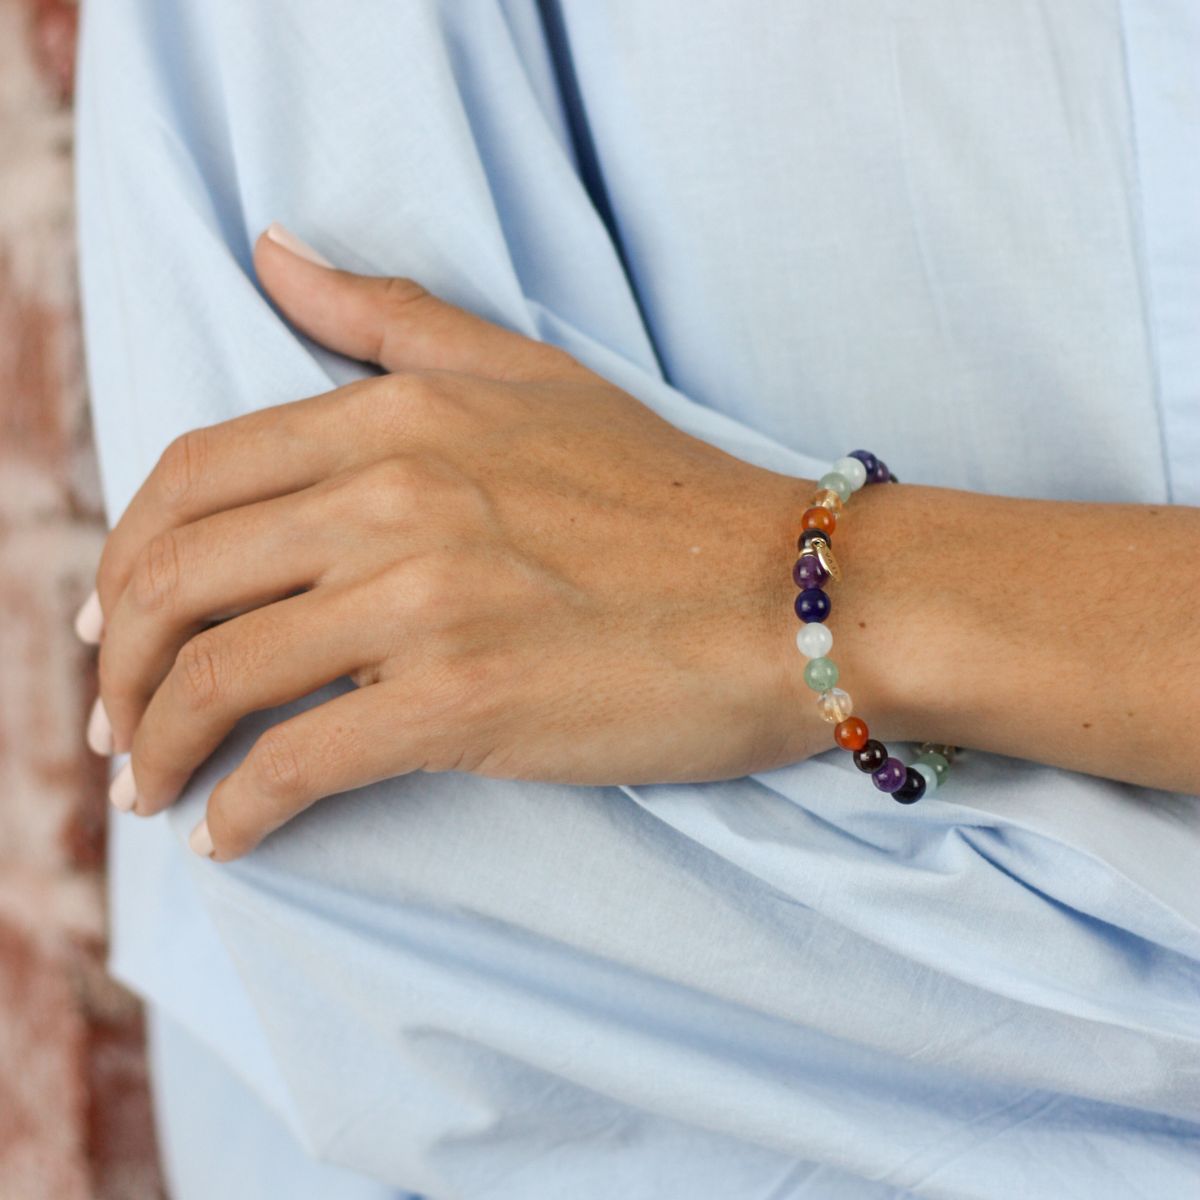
<box><xmin>193</xmin><ymin>681</ymin><xmax>428</xmax><ymax>862</ymax></box>
<box><xmin>253</xmin><ymin>223</ymin><xmax>581</xmax><ymax>383</ymax></box>
<box><xmin>121</xmin><ymin>582</ymin><xmax>383</xmax><ymax>817</ymax></box>
<box><xmin>90</xmin><ymin>237</ymin><xmax>583</xmax><ymax>652</ymax></box>
<box><xmin>94</xmin><ymin>381</ymin><xmax>365</xmax><ymax>622</ymax></box>
<box><xmin>92</xmin><ymin>369</ymin><xmax>473</xmax><ymax>627</ymax></box>
<box><xmin>97</xmin><ymin>485</ymin><xmax>336</xmax><ymax>750</ymax></box>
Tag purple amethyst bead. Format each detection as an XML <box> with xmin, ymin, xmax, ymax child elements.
<box><xmin>869</xmin><ymin>460</ymin><xmax>892</xmax><ymax>484</ymax></box>
<box><xmin>794</xmin><ymin>587</ymin><xmax>831</xmax><ymax>623</ymax></box>
<box><xmin>872</xmin><ymin>757</ymin><xmax>908</xmax><ymax>793</ymax></box>
<box><xmin>792</xmin><ymin>554</ymin><xmax>829</xmax><ymax>590</ymax></box>
<box><xmin>848</xmin><ymin>449</ymin><xmax>878</xmax><ymax>475</ymax></box>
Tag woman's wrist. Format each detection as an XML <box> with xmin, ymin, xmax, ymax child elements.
<box><xmin>776</xmin><ymin>477</ymin><xmax>1200</xmax><ymax>794</ymax></box>
<box><xmin>763</xmin><ymin>468</ymin><xmax>933</xmax><ymax>770</ymax></box>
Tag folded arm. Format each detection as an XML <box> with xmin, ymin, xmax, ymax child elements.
<box><xmin>78</xmin><ymin>230</ymin><xmax>1199</xmax><ymax>863</ymax></box>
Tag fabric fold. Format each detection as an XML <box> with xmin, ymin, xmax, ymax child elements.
<box><xmin>76</xmin><ymin>1</ymin><xmax>1199</xmax><ymax>1196</ymax></box>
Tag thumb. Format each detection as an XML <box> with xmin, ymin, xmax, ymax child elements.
<box><xmin>253</xmin><ymin>222</ymin><xmax>576</xmax><ymax>381</ymax></box>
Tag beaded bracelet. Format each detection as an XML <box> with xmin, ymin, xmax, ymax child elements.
<box><xmin>792</xmin><ymin>450</ymin><xmax>958</xmax><ymax>803</ymax></box>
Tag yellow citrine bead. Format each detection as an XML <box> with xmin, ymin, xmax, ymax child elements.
<box><xmin>816</xmin><ymin>688</ymin><xmax>854</xmax><ymax>724</ymax></box>
<box><xmin>812</xmin><ymin>488</ymin><xmax>844</xmax><ymax>513</ymax></box>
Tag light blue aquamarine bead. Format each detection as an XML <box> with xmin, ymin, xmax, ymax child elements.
<box><xmin>795</xmin><ymin>622</ymin><xmax>833</xmax><ymax>658</ymax></box>
<box><xmin>912</xmin><ymin>762</ymin><xmax>940</xmax><ymax>793</ymax></box>
<box><xmin>832</xmin><ymin>455</ymin><xmax>868</xmax><ymax>491</ymax></box>
<box><xmin>818</xmin><ymin>471</ymin><xmax>852</xmax><ymax>501</ymax></box>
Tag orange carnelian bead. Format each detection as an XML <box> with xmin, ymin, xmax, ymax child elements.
<box><xmin>834</xmin><ymin>717</ymin><xmax>869</xmax><ymax>751</ymax></box>
<box><xmin>801</xmin><ymin>506</ymin><xmax>836</xmax><ymax>536</ymax></box>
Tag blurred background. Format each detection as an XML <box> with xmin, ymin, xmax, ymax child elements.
<box><xmin>0</xmin><ymin>0</ymin><xmax>165</xmax><ymax>1194</ymax></box>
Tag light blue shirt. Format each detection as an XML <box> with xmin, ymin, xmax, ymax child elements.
<box><xmin>76</xmin><ymin>2</ymin><xmax>1200</xmax><ymax>1197</ymax></box>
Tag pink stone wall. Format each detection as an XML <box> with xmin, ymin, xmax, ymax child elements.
<box><xmin>0</xmin><ymin>0</ymin><xmax>166</xmax><ymax>1194</ymax></box>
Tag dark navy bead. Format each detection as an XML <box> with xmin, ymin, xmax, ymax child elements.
<box><xmin>798</xmin><ymin>528</ymin><xmax>831</xmax><ymax>552</ymax></box>
<box><xmin>869</xmin><ymin>460</ymin><xmax>891</xmax><ymax>484</ymax></box>
<box><xmin>792</xmin><ymin>554</ymin><xmax>829</xmax><ymax>589</ymax></box>
<box><xmin>848</xmin><ymin>449</ymin><xmax>878</xmax><ymax>475</ymax></box>
<box><xmin>893</xmin><ymin>767</ymin><xmax>927</xmax><ymax>804</ymax></box>
<box><xmin>794</xmin><ymin>587</ymin><xmax>831</xmax><ymax>623</ymax></box>
<box><xmin>853</xmin><ymin>739</ymin><xmax>887</xmax><ymax>772</ymax></box>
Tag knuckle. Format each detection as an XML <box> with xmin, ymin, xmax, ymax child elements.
<box><xmin>387</xmin><ymin>371</ymin><xmax>456</xmax><ymax>423</ymax></box>
<box><xmin>205</xmin><ymin>794</ymin><xmax>254</xmax><ymax>860</ymax></box>
<box><xmin>175</xmin><ymin>633</ymin><xmax>225</xmax><ymax>710</ymax></box>
<box><xmin>355</xmin><ymin>455</ymin><xmax>429</xmax><ymax>524</ymax></box>
<box><xmin>376</xmin><ymin>277</ymin><xmax>433</xmax><ymax>365</ymax></box>
<box><xmin>131</xmin><ymin>530</ymin><xmax>182</xmax><ymax>612</ymax></box>
<box><xmin>395</xmin><ymin>551</ymin><xmax>460</xmax><ymax>614</ymax></box>
<box><xmin>368</xmin><ymin>453</ymin><xmax>425</xmax><ymax>492</ymax></box>
<box><xmin>375</xmin><ymin>371</ymin><xmax>475</xmax><ymax>446</ymax></box>
<box><xmin>382</xmin><ymin>276</ymin><xmax>432</xmax><ymax>320</ymax></box>
<box><xmin>156</xmin><ymin>428</ymin><xmax>207</xmax><ymax>509</ymax></box>
<box><xmin>247</xmin><ymin>728</ymin><xmax>307</xmax><ymax>799</ymax></box>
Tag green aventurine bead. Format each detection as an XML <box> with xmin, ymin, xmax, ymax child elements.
<box><xmin>818</xmin><ymin>471</ymin><xmax>852</xmax><ymax>501</ymax></box>
<box><xmin>803</xmin><ymin>656</ymin><xmax>839</xmax><ymax>692</ymax></box>
<box><xmin>915</xmin><ymin>751</ymin><xmax>951</xmax><ymax>784</ymax></box>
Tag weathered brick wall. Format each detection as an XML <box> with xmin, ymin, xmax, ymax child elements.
<box><xmin>0</xmin><ymin>1</ymin><xmax>165</xmax><ymax>1195</ymax></box>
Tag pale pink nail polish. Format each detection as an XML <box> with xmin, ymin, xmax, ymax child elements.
<box><xmin>86</xmin><ymin>696</ymin><xmax>114</xmax><ymax>756</ymax></box>
<box><xmin>264</xmin><ymin>221</ymin><xmax>334</xmax><ymax>268</ymax></box>
<box><xmin>188</xmin><ymin>817</ymin><xmax>214</xmax><ymax>858</ymax></box>
<box><xmin>109</xmin><ymin>761</ymin><xmax>138</xmax><ymax>812</ymax></box>
<box><xmin>74</xmin><ymin>590</ymin><xmax>104</xmax><ymax>644</ymax></box>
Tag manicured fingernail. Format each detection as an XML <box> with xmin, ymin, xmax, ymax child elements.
<box><xmin>188</xmin><ymin>817</ymin><xmax>214</xmax><ymax>858</ymax></box>
<box><xmin>86</xmin><ymin>696</ymin><xmax>114</xmax><ymax>756</ymax></box>
<box><xmin>264</xmin><ymin>221</ymin><xmax>334</xmax><ymax>268</ymax></box>
<box><xmin>74</xmin><ymin>590</ymin><xmax>104</xmax><ymax>644</ymax></box>
<box><xmin>108</xmin><ymin>760</ymin><xmax>138</xmax><ymax>812</ymax></box>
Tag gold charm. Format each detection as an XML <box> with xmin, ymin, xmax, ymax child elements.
<box><xmin>814</xmin><ymin>537</ymin><xmax>841</xmax><ymax>582</ymax></box>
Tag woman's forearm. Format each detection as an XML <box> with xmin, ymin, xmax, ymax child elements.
<box><xmin>81</xmin><ymin>228</ymin><xmax>1197</xmax><ymax>860</ymax></box>
<box><xmin>787</xmin><ymin>480</ymin><xmax>1200</xmax><ymax>794</ymax></box>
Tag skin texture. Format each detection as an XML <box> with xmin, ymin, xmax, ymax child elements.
<box><xmin>81</xmin><ymin>231</ymin><xmax>1200</xmax><ymax>860</ymax></box>
<box><xmin>835</xmin><ymin>483</ymin><xmax>1200</xmax><ymax>789</ymax></box>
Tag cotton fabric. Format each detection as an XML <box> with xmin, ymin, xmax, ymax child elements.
<box><xmin>75</xmin><ymin>2</ymin><xmax>1200</xmax><ymax>1197</ymax></box>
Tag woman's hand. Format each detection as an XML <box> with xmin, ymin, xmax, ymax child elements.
<box><xmin>82</xmin><ymin>226</ymin><xmax>846</xmax><ymax>860</ymax></box>
<box><xmin>79</xmin><ymin>225</ymin><xmax>1200</xmax><ymax>859</ymax></box>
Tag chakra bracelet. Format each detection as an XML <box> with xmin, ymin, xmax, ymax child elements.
<box><xmin>792</xmin><ymin>450</ymin><xmax>957</xmax><ymax>803</ymax></box>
